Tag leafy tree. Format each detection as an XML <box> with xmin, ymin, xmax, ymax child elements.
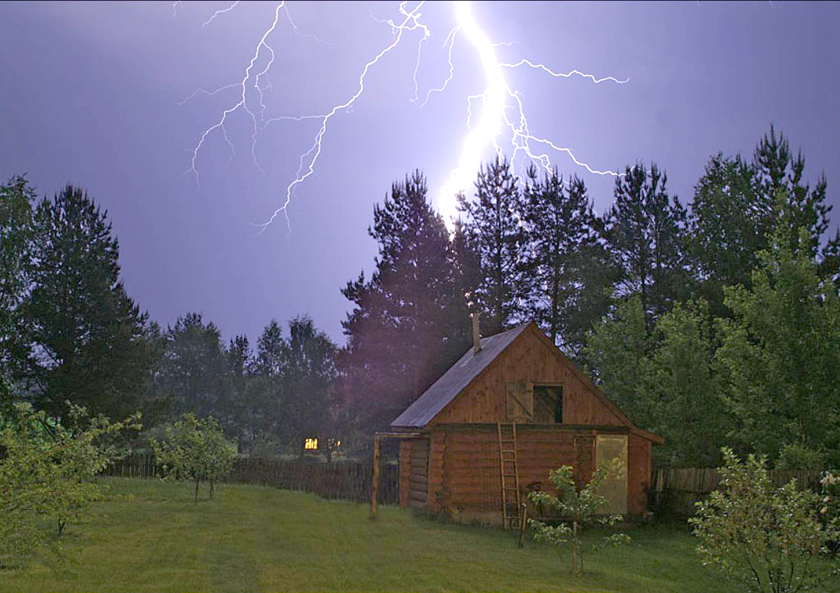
<box><xmin>521</xmin><ymin>167</ymin><xmax>608</xmax><ymax>357</ymax></box>
<box><xmin>22</xmin><ymin>185</ymin><xmax>151</xmax><ymax>420</ymax></box>
<box><xmin>457</xmin><ymin>156</ymin><xmax>527</xmax><ymax>335</ymax></box>
<box><xmin>715</xmin><ymin>224</ymin><xmax>840</xmax><ymax>467</ymax></box>
<box><xmin>0</xmin><ymin>176</ymin><xmax>36</xmax><ymax>376</ymax></box>
<box><xmin>151</xmin><ymin>413</ymin><xmax>235</xmax><ymax>503</ymax></box>
<box><xmin>690</xmin><ymin>449</ymin><xmax>835</xmax><ymax>593</ymax></box>
<box><xmin>341</xmin><ymin>171</ymin><xmax>468</xmax><ymax>432</ymax></box>
<box><xmin>644</xmin><ymin>301</ymin><xmax>731</xmax><ymax>467</ymax></box>
<box><xmin>0</xmin><ymin>402</ymin><xmax>140</xmax><ymax>567</ymax></box>
<box><xmin>584</xmin><ymin>297</ymin><xmax>652</xmax><ymax>428</ymax></box>
<box><xmin>602</xmin><ymin>163</ymin><xmax>688</xmax><ymax>330</ymax></box>
<box><xmin>528</xmin><ymin>463</ymin><xmax>630</xmax><ymax>577</ymax></box>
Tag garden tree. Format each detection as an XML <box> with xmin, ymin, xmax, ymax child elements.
<box><xmin>528</xmin><ymin>463</ymin><xmax>630</xmax><ymax>577</ymax></box>
<box><xmin>602</xmin><ymin>163</ymin><xmax>689</xmax><ymax>330</ymax></box>
<box><xmin>584</xmin><ymin>297</ymin><xmax>652</xmax><ymax>429</ymax></box>
<box><xmin>643</xmin><ymin>301</ymin><xmax>731</xmax><ymax>467</ymax></box>
<box><xmin>520</xmin><ymin>167</ymin><xmax>610</xmax><ymax>358</ymax></box>
<box><xmin>457</xmin><ymin>156</ymin><xmax>527</xmax><ymax>335</ymax></box>
<box><xmin>0</xmin><ymin>176</ymin><xmax>36</xmax><ymax>377</ymax></box>
<box><xmin>341</xmin><ymin>171</ymin><xmax>468</xmax><ymax>432</ymax></box>
<box><xmin>690</xmin><ymin>449</ymin><xmax>836</xmax><ymax>593</ymax></box>
<box><xmin>688</xmin><ymin>154</ymin><xmax>772</xmax><ymax>316</ymax></box>
<box><xmin>157</xmin><ymin>313</ymin><xmax>227</xmax><ymax>419</ymax></box>
<box><xmin>0</xmin><ymin>403</ymin><xmax>140</xmax><ymax>567</ymax></box>
<box><xmin>151</xmin><ymin>413</ymin><xmax>236</xmax><ymax>503</ymax></box>
<box><xmin>22</xmin><ymin>185</ymin><xmax>152</xmax><ymax>421</ymax></box>
<box><xmin>715</xmin><ymin>223</ymin><xmax>840</xmax><ymax>468</ymax></box>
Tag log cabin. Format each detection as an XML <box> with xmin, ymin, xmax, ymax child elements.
<box><xmin>387</xmin><ymin>319</ymin><xmax>664</xmax><ymax>528</ymax></box>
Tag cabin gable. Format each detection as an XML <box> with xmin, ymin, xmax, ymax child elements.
<box><xmin>430</xmin><ymin>324</ymin><xmax>625</xmax><ymax>427</ymax></box>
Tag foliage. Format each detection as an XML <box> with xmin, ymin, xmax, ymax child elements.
<box><xmin>20</xmin><ymin>185</ymin><xmax>152</xmax><ymax>421</ymax></box>
<box><xmin>528</xmin><ymin>463</ymin><xmax>630</xmax><ymax>576</ymax></box>
<box><xmin>457</xmin><ymin>155</ymin><xmax>527</xmax><ymax>335</ymax></box>
<box><xmin>151</xmin><ymin>413</ymin><xmax>235</xmax><ymax>503</ymax></box>
<box><xmin>0</xmin><ymin>403</ymin><xmax>140</xmax><ymax>567</ymax></box>
<box><xmin>602</xmin><ymin>162</ymin><xmax>688</xmax><ymax>330</ymax></box>
<box><xmin>584</xmin><ymin>297</ymin><xmax>652</xmax><ymax>428</ymax></box>
<box><xmin>0</xmin><ymin>176</ymin><xmax>36</xmax><ymax>376</ymax></box>
<box><xmin>154</xmin><ymin>313</ymin><xmax>226</xmax><ymax>419</ymax></box>
<box><xmin>341</xmin><ymin>170</ymin><xmax>469</xmax><ymax>433</ymax></box>
<box><xmin>520</xmin><ymin>167</ymin><xmax>611</xmax><ymax>359</ymax></box>
<box><xmin>715</xmin><ymin>223</ymin><xmax>840</xmax><ymax>466</ymax></box>
<box><xmin>643</xmin><ymin>300</ymin><xmax>731</xmax><ymax>466</ymax></box>
<box><xmin>690</xmin><ymin>449</ymin><xmax>836</xmax><ymax>593</ymax></box>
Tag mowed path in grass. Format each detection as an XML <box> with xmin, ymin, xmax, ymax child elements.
<box><xmin>3</xmin><ymin>478</ymin><xmax>723</xmax><ymax>593</ymax></box>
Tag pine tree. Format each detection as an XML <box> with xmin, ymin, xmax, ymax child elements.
<box><xmin>602</xmin><ymin>163</ymin><xmax>688</xmax><ymax>330</ymax></box>
<box><xmin>457</xmin><ymin>156</ymin><xmax>527</xmax><ymax>335</ymax></box>
<box><xmin>23</xmin><ymin>185</ymin><xmax>151</xmax><ymax>420</ymax></box>
<box><xmin>521</xmin><ymin>167</ymin><xmax>607</xmax><ymax>357</ymax></box>
<box><xmin>341</xmin><ymin>171</ymin><xmax>467</xmax><ymax>431</ymax></box>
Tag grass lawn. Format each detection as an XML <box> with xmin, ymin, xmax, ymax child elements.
<box><xmin>3</xmin><ymin>478</ymin><xmax>728</xmax><ymax>592</ymax></box>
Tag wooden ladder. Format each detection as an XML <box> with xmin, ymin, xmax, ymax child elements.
<box><xmin>497</xmin><ymin>422</ymin><xmax>521</xmax><ymax>531</ymax></box>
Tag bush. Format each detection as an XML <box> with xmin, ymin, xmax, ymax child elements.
<box><xmin>690</xmin><ymin>448</ymin><xmax>836</xmax><ymax>592</ymax></box>
<box><xmin>0</xmin><ymin>403</ymin><xmax>140</xmax><ymax>567</ymax></box>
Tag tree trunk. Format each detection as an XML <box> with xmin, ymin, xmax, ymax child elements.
<box><xmin>194</xmin><ymin>479</ymin><xmax>200</xmax><ymax>504</ymax></box>
<box><xmin>210</xmin><ymin>479</ymin><xmax>215</xmax><ymax>499</ymax></box>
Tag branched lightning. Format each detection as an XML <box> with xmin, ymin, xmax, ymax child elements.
<box><xmin>179</xmin><ymin>1</ymin><xmax>628</xmax><ymax>233</ymax></box>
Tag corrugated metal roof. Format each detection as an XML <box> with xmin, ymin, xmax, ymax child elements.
<box><xmin>390</xmin><ymin>323</ymin><xmax>531</xmax><ymax>429</ymax></box>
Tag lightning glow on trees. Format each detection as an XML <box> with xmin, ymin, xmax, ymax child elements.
<box><xmin>178</xmin><ymin>1</ymin><xmax>628</xmax><ymax>232</ymax></box>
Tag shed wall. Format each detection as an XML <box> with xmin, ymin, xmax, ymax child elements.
<box><xmin>413</xmin><ymin>425</ymin><xmax>649</xmax><ymax>523</ymax></box>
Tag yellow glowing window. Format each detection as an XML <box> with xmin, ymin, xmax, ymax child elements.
<box><xmin>304</xmin><ymin>438</ymin><xmax>318</xmax><ymax>450</ymax></box>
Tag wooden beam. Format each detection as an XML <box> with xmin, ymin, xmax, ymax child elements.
<box><xmin>370</xmin><ymin>434</ymin><xmax>381</xmax><ymax>519</ymax></box>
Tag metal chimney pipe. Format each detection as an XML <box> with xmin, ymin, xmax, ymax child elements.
<box><xmin>472</xmin><ymin>312</ymin><xmax>481</xmax><ymax>355</ymax></box>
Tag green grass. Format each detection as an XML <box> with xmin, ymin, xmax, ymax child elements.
<box><xmin>2</xmin><ymin>478</ymin><xmax>726</xmax><ymax>592</ymax></box>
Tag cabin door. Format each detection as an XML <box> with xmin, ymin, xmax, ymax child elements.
<box><xmin>408</xmin><ymin>439</ymin><xmax>430</xmax><ymax>508</ymax></box>
<box><xmin>595</xmin><ymin>435</ymin><xmax>628</xmax><ymax>514</ymax></box>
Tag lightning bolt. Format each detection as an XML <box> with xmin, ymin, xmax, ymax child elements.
<box><xmin>179</xmin><ymin>1</ymin><xmax>627</xmax><ymax>233</ymax></box>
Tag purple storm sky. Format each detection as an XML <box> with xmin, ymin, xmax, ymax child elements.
<box><xmin>1</xmin><ymin>1</ymin><xmax>838</xmax><ymax>346</ymax></box>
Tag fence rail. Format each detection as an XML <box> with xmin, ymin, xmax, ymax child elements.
<box><xmin>650</xmin><ymin>467</ymin><xmax>827</xmax><ymax>516</ymax></box>
<box><xmin>104</xmin><ymin>454</ymin><xmax>399</xmax><ymax>504</ymax></box>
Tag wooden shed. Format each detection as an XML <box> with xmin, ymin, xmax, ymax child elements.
<box><xmin>388</xmin><ymin>321</ymin><xmax>664</xmax><ymax>527</ymax></box>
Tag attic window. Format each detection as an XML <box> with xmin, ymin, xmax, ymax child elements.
<box><xmin>534</xmin><ymin>385</ymin><xmax>563</xmax><ymax>423</ymax></box>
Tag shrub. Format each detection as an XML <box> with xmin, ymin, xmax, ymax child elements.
<box><xmin>690</xmin><ymin>448</ymin><xmax>836</xmax><ymax>592</ymax></box>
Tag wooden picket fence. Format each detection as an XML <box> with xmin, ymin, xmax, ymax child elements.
<box><xmin>650</xmin><ymin>467</ymin><xmax>827</xmax><ymax>517</ymax></box>
<box><xmin>104</xmin><ymin>454</ymin><xmax>399</xmax><ymax>504</ymax></box>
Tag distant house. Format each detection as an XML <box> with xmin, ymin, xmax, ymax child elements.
<box><xmin>389</xmin><ymin>320</ymin><xmax>663</xmax><ymax>527</ymax></box>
